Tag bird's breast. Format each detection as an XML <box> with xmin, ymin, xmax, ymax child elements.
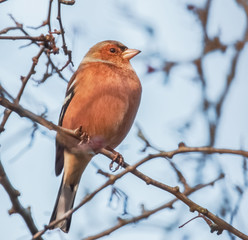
<box><xmin>62</xmin><ymin>63</ymin><xmax>141</xmax><ymax>148</ymax></box>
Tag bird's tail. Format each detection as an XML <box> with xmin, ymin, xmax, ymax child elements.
<box><xmin>49</xmin><ymin>175</ymin><xmax>78</xmax><ymax>233</ymax></box>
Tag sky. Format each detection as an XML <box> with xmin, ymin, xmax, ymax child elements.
<box><xmin>0</xmin><ymin>0</ymin><xmax>248</xmax><ymax>240</ymax></box>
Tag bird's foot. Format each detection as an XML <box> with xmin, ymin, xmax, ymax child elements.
<box><xmin>80</xmin><ymin>131</ymin><xmax>90</xmax><ymax>144</ymax></box>
<box><xmin>108</xmin><ymin>148</ymin><xmax>124</xmax><ymax>172</ymax></box>
<box><xmin>75</xmin><ymin>126</ymin><xmax>90</xmax><ymax>145</ymax></box>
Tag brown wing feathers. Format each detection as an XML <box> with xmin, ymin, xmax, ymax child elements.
<box><xmin>55</xmin><ymin>75</ymin><xmax>77</xmax><ymax>176</ymax></box>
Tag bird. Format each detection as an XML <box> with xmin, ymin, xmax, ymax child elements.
<box><xmin>49</xmin><ymin>40</ymin><xmax>142</xmax><ymax>232</ymax></box>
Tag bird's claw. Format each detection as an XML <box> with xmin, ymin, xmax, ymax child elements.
<box><xmin>78</xmin><ymin>131</ymin><xmax>90</xmax><ymax>145</ymax></box>
<box><xmin>109</xmin><ymin>152</ymin><xmax>124</xmax><ymax>172</ymax></box>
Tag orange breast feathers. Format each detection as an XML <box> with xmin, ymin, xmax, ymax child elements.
<box><xmin>62</xmin><ymin>62</ymin><xmax>142</xmax><ymax>149</ymax></box>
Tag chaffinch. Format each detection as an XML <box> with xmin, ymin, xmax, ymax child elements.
<box><xmin>49</xmin><ymin>40</ymin><xmax>141</xmax><ymax>232</ymax></box>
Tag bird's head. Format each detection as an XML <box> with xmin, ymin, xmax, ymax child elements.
<box><xmin>82</xmin><ymin>40</ymin><xmax>141</xmax><ymax>67</ymax></box>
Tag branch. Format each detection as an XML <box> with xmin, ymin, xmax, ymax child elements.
<box><xmin>0</xmin><ymin>26</ymin><xmax>21</xmax><ymax>35</ymax></box>
<box><xmin>47</xmin><ymin>0</ymin><xmax>53</xmax><ymax>31</ymax></box>
<box><xmin>60</xmin><ymin>0</ymin><xmax>75</xmax><ymax>6</ymax></box>
<box><xmin>0</xmin><ymin>46</ymin><xmax>45</xmax><ymax>132</ymax></box>
<box><xmin>166</xmin><ymin>158</ymin><xmax>190</xmax><ymax>190</ymax></box>
<box><xmin>83</xmin><ymin>174</ymin><xmax>224</xmax><ymax>240</ymax></box>
<box><xmin>0</xmin><ymin>14</ymin><xmax>68</xmax><ymax>83</ymax></box>
<box><xmin>161</xmin><ymin>143</ymin><xmax>248</xmax><ymax>159</ymax></box>
<box><xmin>27</xmin><ymin>0</ymin><xmax>53</xmax><ymax>31</ymax></box>
<box><xmin>0</xmin><ymin>35</ymin><xmax>47</xmax><ymax>41</ymax></box>
<box><xmin>57</xmin><ymin>0</ymin><xmax>74</xmax><ymax>69</ymax></box>
<box><xmin>0</xmin><ymin>161</ymin><xmax>42</xmax><ymax>239</ymax></box>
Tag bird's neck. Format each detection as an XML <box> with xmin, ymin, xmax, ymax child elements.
<box><xmin>81</xmin><ymin>57</ymin><xmax>134</xmax><ymax>71</ymax></box>
<box><xmin>81</xmin><ymin>57</ymin><xmax>116</xmax><ymax>66</ymax></box>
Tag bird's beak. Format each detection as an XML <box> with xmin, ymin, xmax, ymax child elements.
<box><xmin>122</xmin><ymin>48</ymin><xmax>141</xmax><ymax>60</ymax></box>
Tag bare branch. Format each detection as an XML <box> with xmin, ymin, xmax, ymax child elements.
<box><xmin>0</xmin><ymin>46</ymin><xmax>45</xmax><ymax>132</ymax></box>
<box><xmin>57</xmin><ymin>0</ymin><xmax>74</xmax><ymax>68</ymax></box>
<box><xmin>0</xmin><ymin>161</ymin><xmax>42</xmax><ymax>239</ymax></box>
<box><xmin>83</xmin><ymin>174</ymin><xmax>224</xmax><ymax>240</ymax></box>
<box><xmin>0</xmin><ymin>35</ymin><xmax>47</xmax><ymax>41</ymax></box>
<box><xmin>162</xmin><ymin>143</ymin><xmax>248</xmax><ymax>159</ymax></box>
<box><xmin>47</xmin><ymin>0</ymin><xmax>53</xmax><ymax>31</ymax></box>
<box><xmin>166</xmin><ymin>159</ymin><xmax>190</xmax><ymax>190</ymax></box>
<box><xmin>0</xmin><ymin>14</ymin><xmax>68</xmax><ymax>83</ymax></box>
<box><xmin>60</xmin><ymin>0</ymin><xmax>75</xmax><ymax>5</ymax></box>
<box><xmin>0</xmin><ymin>26</ymin><xmax>21</xmax><ymax>35</ymax></box>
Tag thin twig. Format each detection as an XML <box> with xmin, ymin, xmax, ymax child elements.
<box><xmin>2</xmin><ymin>14</ymin><xmax>68</xmax><ymax>82</ymax></box>
<box><xmin>0</xmin><ymin>35</ymin><xmax>47</xmax><ymax>41</ymax></box>
<box><xmin>57</xmin><ymin>0</ymin><xmax>67</xmax><ymax>54</ymax></box>
<box><xmin>166</xmin><ymin>158</ymin><xmax>190</xmax><ymax>190</ymax></box>
<box><xmin>57</xmin><ymin>0</ymin><xmax>74</xmax><ymax>68</ymax></box>
<box><xmin>0</xmin><ymin>46</ymin><xmax>45</xmax><ymax>132</ymax></box>
<box><xmin>60</xmin><ymin>0</ymin><xmax>75</xmax><ymax>5</ymax></box>
<box><xmin>0</xmin><ymin>26</ymin><xmax>21</xmax><ymax>35</ymax></box>
<box><xmin>162</xmin><ymin>143</ymin><xmax>248</xmax><ymax>159</ymax></box>
<box><xmin>47</xmin><ymin>0</ymin><xmax>53</xmax><ymax>31</ymax></box>
<box><xmin>27</xmin><ymin>0</ymin><xmax>53</xmax><ymax>31</ymax></box>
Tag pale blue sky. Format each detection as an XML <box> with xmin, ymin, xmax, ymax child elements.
<box><xmin>0</xmin><ymin>0</ymin><xmax>248</xmax><ymax>240</ymax></box>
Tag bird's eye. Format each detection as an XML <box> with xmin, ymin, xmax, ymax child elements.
<box><xmin>109</xmin><ymin>48</ymin><xmax>116</xmax><ymax>53</ymax></box>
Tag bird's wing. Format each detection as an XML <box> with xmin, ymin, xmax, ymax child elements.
<box><xmin>55</xmin><ymin>72</ymin><xmax>77</xmax><ymax>176</ymax></box>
